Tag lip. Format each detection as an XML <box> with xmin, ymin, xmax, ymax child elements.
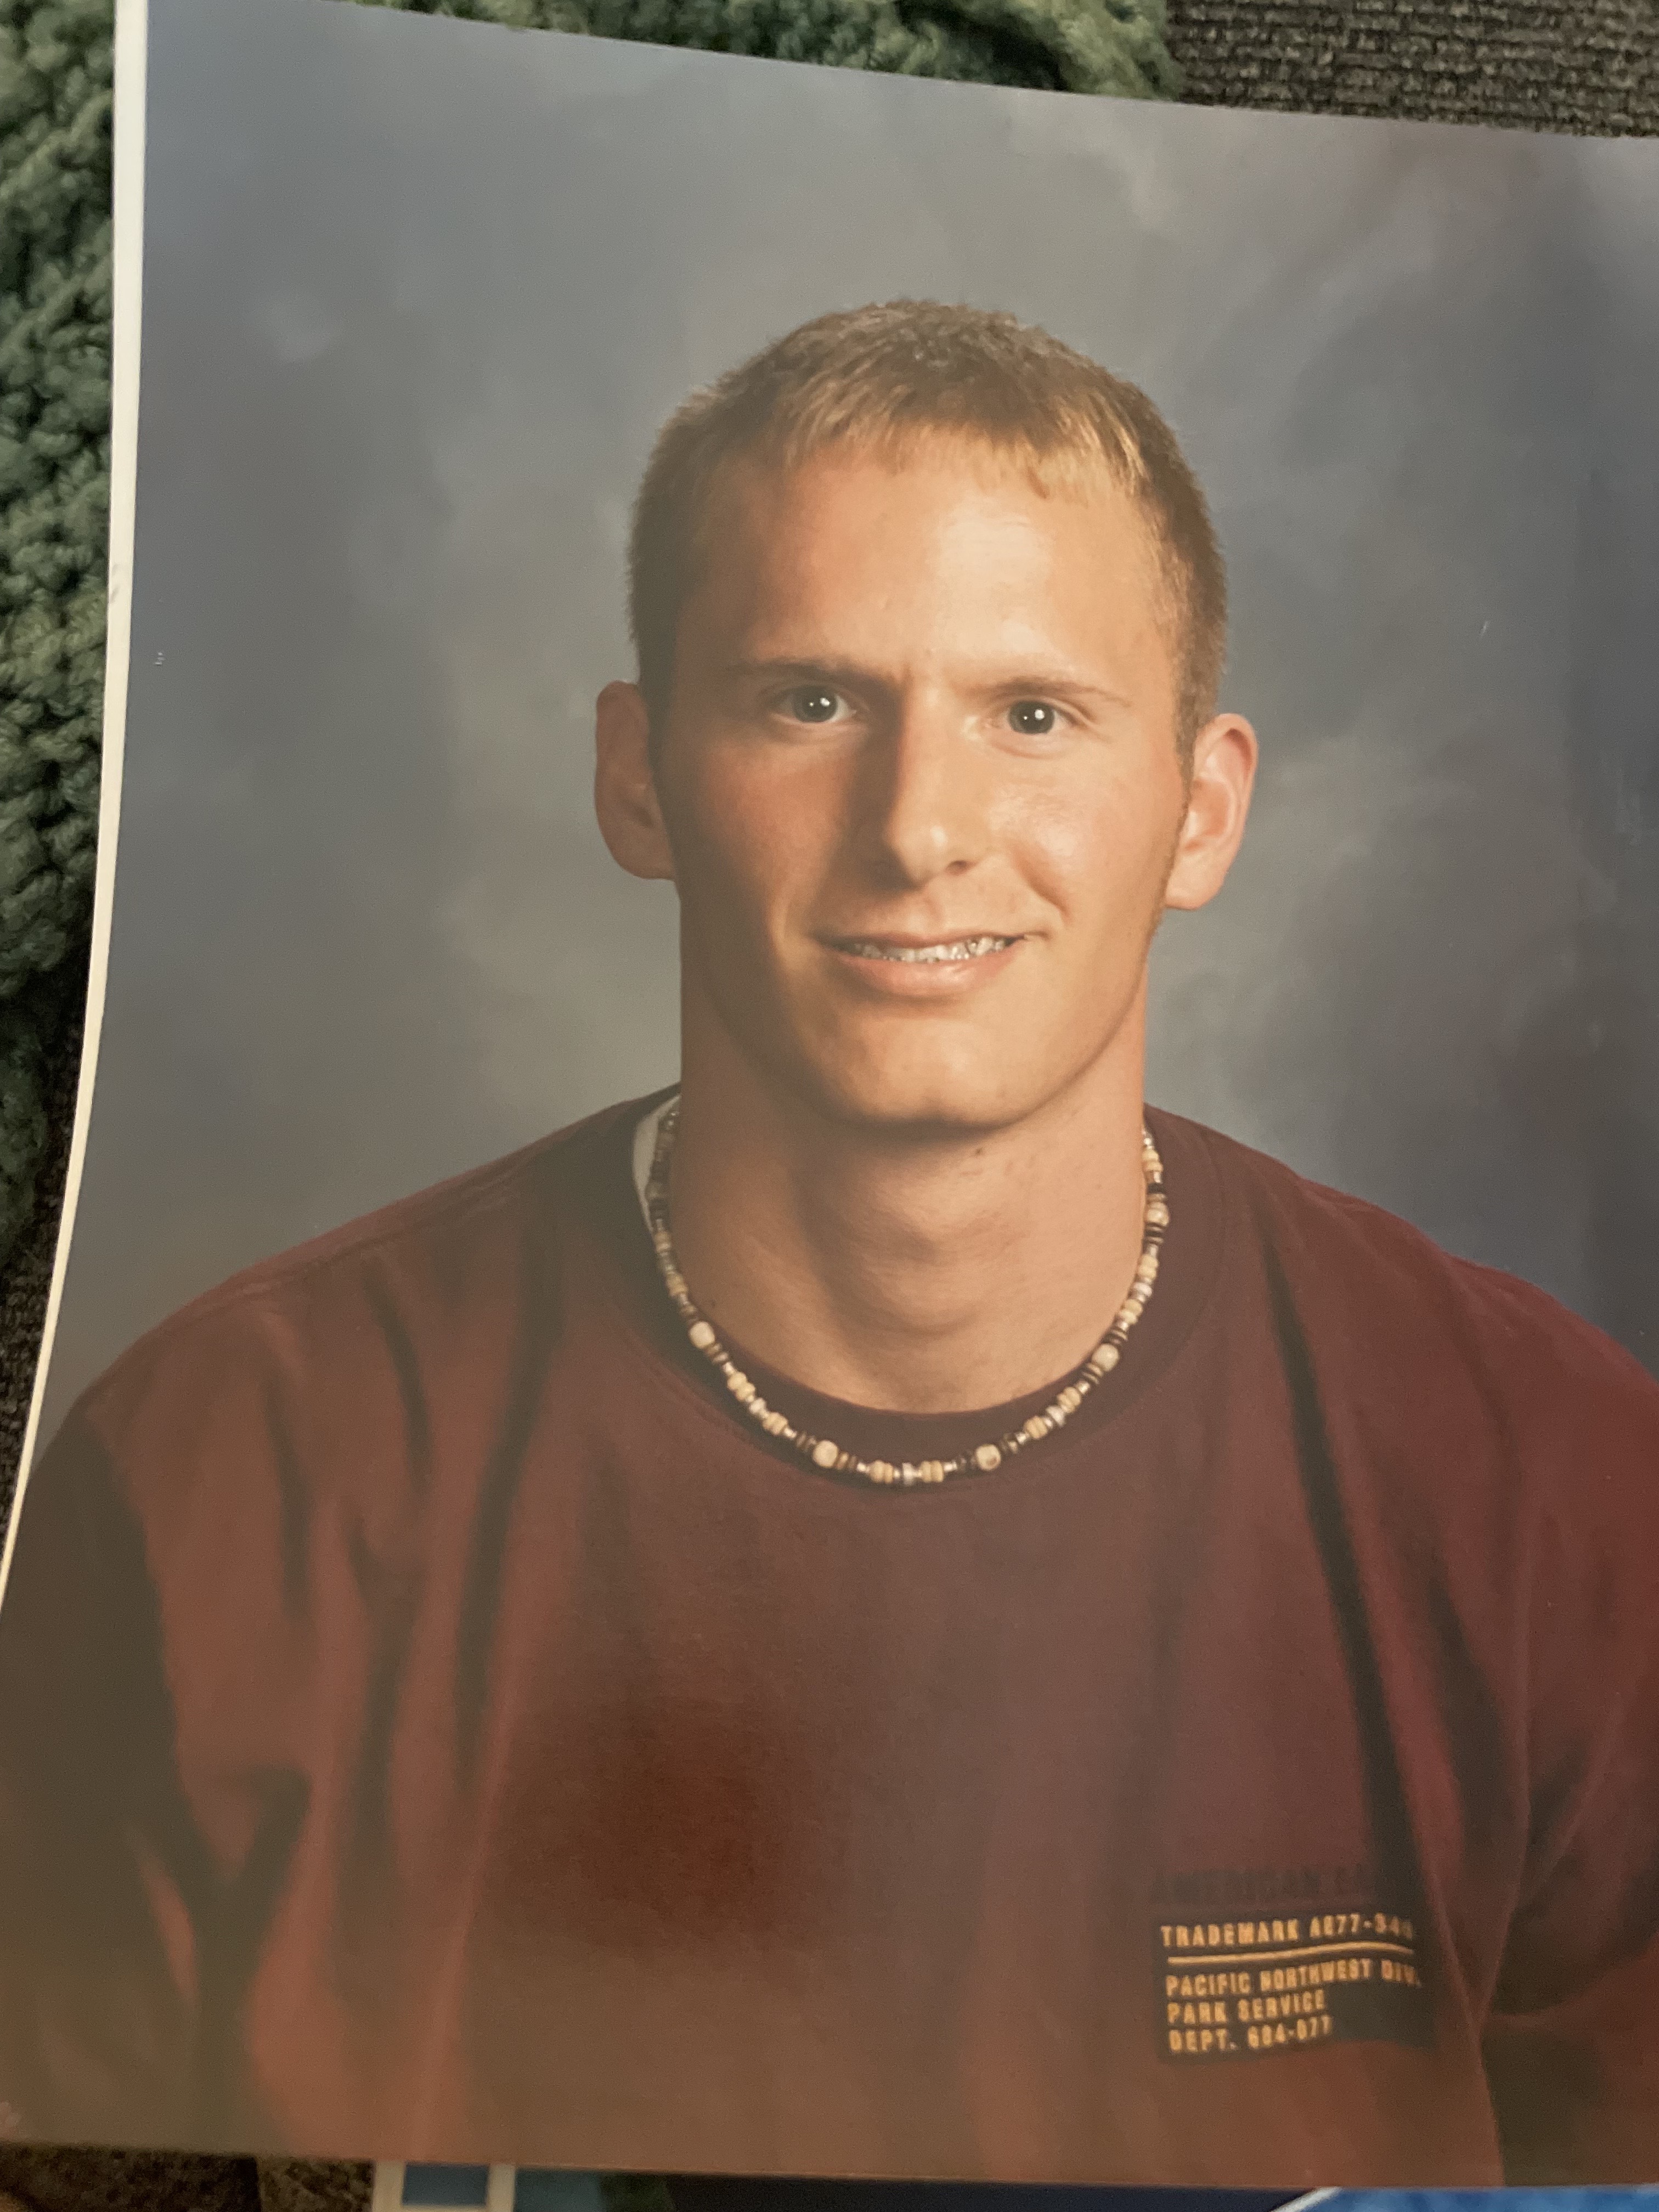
<box><xmin>820</xmin><ymin>931</ymin><xmax>1029</xmax><ymax>997</ymax></box>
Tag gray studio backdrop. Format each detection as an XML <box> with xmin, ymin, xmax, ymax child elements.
<box><xmin>33</xmin><ymin>0</ymin><xmax>1659</xmax><ymax>1447</ymax></box>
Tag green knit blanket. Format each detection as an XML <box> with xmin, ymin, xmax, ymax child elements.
<box><xmin>0</xmin><ymin>0</ymin><xmax>1176</xmax><ymax>1270</ymax></box>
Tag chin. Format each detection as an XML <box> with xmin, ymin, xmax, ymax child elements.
<box><xmin>797</xmin><ymin>1053</ymin><xmax>1047</xmax><ymax>1138</ymax></box>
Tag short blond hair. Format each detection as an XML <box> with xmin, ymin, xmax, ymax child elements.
<box><xmin>628</xmin><ymin>300</ymin><xmax>1227</xmax><ymax>762</ymax></box>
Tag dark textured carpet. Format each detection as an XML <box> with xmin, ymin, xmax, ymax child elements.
<box><xmin>0</xmin><ymin>952</ymin><xmax>79</xmax><ymax>1514</ymax></box>
<box><xmin>1170</xmin><ymin>0</ymin><xmax>1658</xmax><ymax>132</ymax></box>
<box><xmin>0</xmin><ymin>2149</ymin><xmax>371</xmax><ymax>2211</ymax></box>
<box><xmin>0</xmin><ymin>0</ymin><xmax>1655</xmax><ymax>2205</ymax></box>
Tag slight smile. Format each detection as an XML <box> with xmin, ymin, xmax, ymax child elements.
<box><xmin>822</xmin><ymin>932</ymin><xmax>1029</xmax><ymax>995</ymax></box>
<box><xmin>838</xmin><ymin>934</ymin><xmax>1019</xmax><ymax>963</ymax></box>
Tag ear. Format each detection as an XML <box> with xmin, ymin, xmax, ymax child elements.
<box><xmin>1164</xmin><ymin>713</ymin><xmax>1258</xmax><ymax>913</ymax></box>
<box><xmin>594</xmin><ymin>680</ymin><xmax>676</xmax><ymax>882</ymax></box>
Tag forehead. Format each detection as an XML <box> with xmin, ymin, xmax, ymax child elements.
<box><xmin>688</xmin><ymin>437</ymin><xmax>1169</xmax><ymax>622</ymax></box>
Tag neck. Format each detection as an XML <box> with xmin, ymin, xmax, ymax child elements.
<box><xmin>664</xmin><ymin>1016</ymin><xmax>1152</xmax><ymax>1417</ymax></box>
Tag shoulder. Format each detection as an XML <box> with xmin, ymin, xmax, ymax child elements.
<box><xmin>48</xmin><ymin>1094</ymin><xmax>654</xmax><ymax>1502</ymax></box>
<box><xmin>1161</xmin><ymin>1108</ymin><xmax>1659</xmax><ymax>1487</ymax></box>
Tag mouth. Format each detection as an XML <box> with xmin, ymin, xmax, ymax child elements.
<box><xmin>821</xmin><ymin>932</ymin><xmax>1029</xmax><ymax>998</ymax></box>
<box><xmin>831</xmin><ymin>934</ymin><xmax>1022</xmax><ymax>964</ymax></box>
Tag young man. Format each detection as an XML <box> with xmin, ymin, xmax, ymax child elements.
<box><xmin>0</xmin><ymin>302</ymin><xmax>1655</xmax><ymax>2192</ymax></box>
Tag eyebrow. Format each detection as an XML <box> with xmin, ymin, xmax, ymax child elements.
<box><xmin>719</xmin><ymin>656</ymin><xmax>1132</xmax><ymax>709</ymax></box>
<box><xmin>718</xmin><ymin>657</ymin><xmax>872</xmax><ymax>688</ymax></box>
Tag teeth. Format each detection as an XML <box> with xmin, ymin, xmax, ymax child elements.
<box><xmin>844</xmin><ymin>936</ymin><xmax>1015</xmax><ymax>963</ymax></box>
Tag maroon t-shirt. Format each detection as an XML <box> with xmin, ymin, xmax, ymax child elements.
<box><xmin>0</xmin><ymin>1101</ymin><xmax>1655</xmax><ymax>2185</ymax></box>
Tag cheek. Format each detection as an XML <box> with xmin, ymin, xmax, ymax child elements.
<box><xmin>1006</xmin><ymin>777</ymin><xmax>1177</xmax><ymax>936</ymax></box>
<box><xmin>672</xmin><ymin>745</ymin><xmax>842</xmax><ymax>921</ymax></box>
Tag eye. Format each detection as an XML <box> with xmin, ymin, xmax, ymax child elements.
<box><xmin>1006</xmin><ymin>699</ymin><xmax>1063</xmax><ymax>737</ymax></box>
<box><xmin>783</xmin><ymin>685</ymin><xmax>843</xmax><ymax>724</ymax></box>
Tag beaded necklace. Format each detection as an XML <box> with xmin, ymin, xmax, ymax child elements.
<box><xmin>644</xmin><ymin>1099</ymin><xmax>1169</xmax><ymax>1487</ymax></box>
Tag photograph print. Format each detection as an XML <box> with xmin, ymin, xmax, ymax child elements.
<box><xmin>0</xmin><ymin>0</ymin><xmax>1657</xmax><ymax>2189</ymax></box>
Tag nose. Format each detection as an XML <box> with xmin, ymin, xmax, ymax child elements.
<box><xmin>853</xmin><ymin>692</ymin><xmax>992</xmax><ymax>888</ymax></box>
